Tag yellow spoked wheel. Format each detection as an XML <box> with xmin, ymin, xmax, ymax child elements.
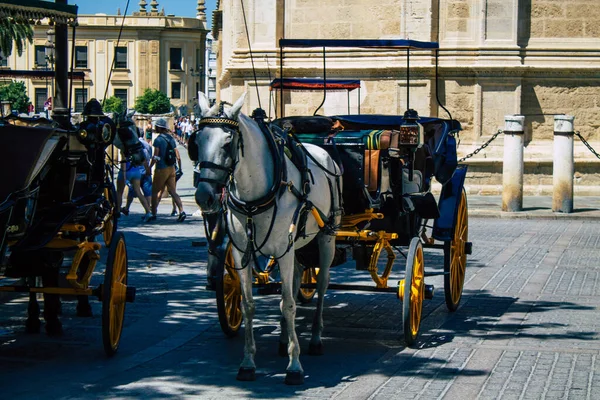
<box><xmin>102</xmin><ymin>186</ymin><xmax>118</xmax><ymax>247</ymax></box>
<box><xmin>444</xmin><ymin>188</ymin><xmax>468</xmax><ymax>312</ymax></box>
<box><xmin>297</xmin><ymin>266</ymin><xmax>319</xmax><ymax>304</ymax></box>
<box><xmin>216</xmin><ymin>241</ymin><xmax>242</xmax><ymax>337</ymax></box>
<box><xmin>402</xmin><ymin>237</ymin><xmax>424</xmax><ymax>347</ymax></box>
<box><xmin>102</xmin><ymin>232</ymin><xmax>128</xmax><ymax>357</ymax></box>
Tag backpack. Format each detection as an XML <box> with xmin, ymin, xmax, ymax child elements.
<box><xmin>161</xmin><ymin>134</ymin><xmax>177</xmax><ymax>166</ymax></box>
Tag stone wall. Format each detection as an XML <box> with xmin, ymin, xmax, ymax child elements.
<box><xmin>522</xmin><ymin>81</ymin><xmax>600</xmax><ymax>142</ymax></box>
<box><xmin>530</xmin><ymin>0</ymin><xmax>600</xmax><ymax>39</ymax></box>
<box><xmin>215</xmin><ymin>0</ymin><xmax>600</xmax><ymax>194</ymax></box>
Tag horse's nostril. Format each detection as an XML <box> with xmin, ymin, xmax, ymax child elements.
<box><xmin>195</xmin><ymin>185</ymin><xmax>216</xmax><ymax>209</ymax></box>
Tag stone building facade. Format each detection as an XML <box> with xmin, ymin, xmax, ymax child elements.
<box><xmin>212</xmin><ymin>0</ymin><xmax>600</xmax><ymax>195</ymax></box>
<box><xmin>1</xmin><ymin>1</ymin><xmax>208</xmax><ymax>116</ymax></box>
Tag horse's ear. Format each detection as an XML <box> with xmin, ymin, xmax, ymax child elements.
<box><xmin>227</xmin><ymin>92</ymin><xmax>246</xmax><ymax>120</ymax></box>
<box><xmin>126</xmin><ymin>109</ymin><xmax>135</xmax><ymax>119</ymax></box>
<box><xmin>197</xmin><ymin>92</ymin><xmax>211</xmax><ymax>117</ymax></box>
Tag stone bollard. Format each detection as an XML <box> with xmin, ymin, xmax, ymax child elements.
<box><xmin>502</xmin><ymin>115</ymin><xmax>525</xmax><ymax>212</ymax></box>
<box><xmin>552</xmin><ymin>115</ymin><xmax>575</xmax><ymax>213</ymax></box>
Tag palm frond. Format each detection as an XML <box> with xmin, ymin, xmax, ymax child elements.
<box><xmin>0</xmin><ymin>17</ymin><xmax>34</xmax><ymax>57</ymax></box>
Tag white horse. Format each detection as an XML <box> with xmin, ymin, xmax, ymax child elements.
<box><xmin>193</xmin><ymin>92</ymin><xmax>342</xmax><ymax>385</ymax></box>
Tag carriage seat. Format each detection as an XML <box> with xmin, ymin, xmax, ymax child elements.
<box><xmin>0</xmin><ymin>125</ymin><xmax>61</xmax><ymax>204</ymax></box>
<box><xmin>363</xmin><ymin>130</ymin><xmax>400</xmax><ymax>192</ymax></box>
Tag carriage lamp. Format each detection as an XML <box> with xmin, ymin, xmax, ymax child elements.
<box><xmin>396</xmin><ymin>109</ymin><xmax>424</xmax><ymax>182</ymax></box>
<box><xmin>1</xmin><ymin>100</ymin><xmax>12</xmax><ymax>117</ymax></box>
<box><xmin>398</xmin><ymin>109</ymin><xmax>422</xmax><ymax>148</ymax></box>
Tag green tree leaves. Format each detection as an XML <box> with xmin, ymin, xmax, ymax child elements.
<box><xmin>0</xmin><ymin>81</ymin><xmax>31</xmax><ymax>113</ymax></box>
<box><xmin>134</xmin><ymin>88</ymin><xmax>171</xmax><ymax>114</ymax></box>
<box><xmin>102</xmin><ymin>96</ymin><xmax>124</xmax><ymax>114</ymax></box>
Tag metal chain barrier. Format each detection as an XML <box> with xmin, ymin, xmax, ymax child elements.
<box><xmin>574</xmin><ymin>131</ymin><xmax>600</xmax><ymax>160</ymax></box>
<box><xmin>458</xmin><ymin>129</ymin><xmax>503</xmax><ymax>163</ymax></box>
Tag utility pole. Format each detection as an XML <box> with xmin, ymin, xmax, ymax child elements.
<box><xmin>52</xmin><ymin>0</ymin><xmax>70</xmax><ymax>129</ymax></box>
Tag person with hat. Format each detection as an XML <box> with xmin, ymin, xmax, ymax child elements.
<box><xmin>148</xmin><ymin>118</ymin><xmax>186</xmax><ymax>222</ymax></box>
<box><xmin>82</xmin><ymin>98</ymin><xmax>104</xmax><ymax>118</ymax></box>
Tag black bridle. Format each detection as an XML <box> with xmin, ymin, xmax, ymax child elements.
<box><xmin>195</xmin><ymin>107</ymin><xmax>291</xmax><ymax>268</ymax></box>
<box><xmin>195</xmin><ymin>117</ymin><xmax>240</xmax><ymax>188</ymax></box>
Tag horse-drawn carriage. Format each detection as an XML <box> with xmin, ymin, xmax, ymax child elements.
<box><xmin>192</xmin><ymin>38</ymin><xmax>471</xmax><ymax>384</ymax></box>
<box><xmin>0</xmin><ymin>100</ymin><xmax>139</xmax><ymax>356</ymax></box>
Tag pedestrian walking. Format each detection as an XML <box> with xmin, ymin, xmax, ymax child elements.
<box><xmin>148</xmin><ymin>118</ymin><xmax>186</xmax><ymax>222</ymax></box>
<box><xmin>144</xmin><ymin>121</ymin><xmax>153</xmax><ymax>144</ymax></box>
<box><xmin>183</xmin><ymin>117</ymin><xmax>193</xmax><ymax>146</ymax></box>
<box><xmin>121</xmin><ymin>132</ymin><xmax>153</xmax><ymax>221</ymax></box>
<box><xmin>157</xmin><ymin>162</ymin><xmax>184</xmax><ymax>216</ymax></box>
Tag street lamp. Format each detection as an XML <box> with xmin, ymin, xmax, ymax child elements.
<box><xmin>189</xmin><ymin>66</ymin><xmax>205</xmax><ymax>92</ymax></box>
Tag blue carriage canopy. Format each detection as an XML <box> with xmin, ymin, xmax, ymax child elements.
<box><xmin>279</xmin><ymin>39</ymin><xmax>439</xmax><ymax>50</ymax></box>
<box><xmin>270</xmin><ymin>78</ymin><xmax>360</xmax><ymax>91</ymax></box>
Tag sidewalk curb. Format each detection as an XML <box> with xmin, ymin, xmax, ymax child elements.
<box><xmin>469</xmin><ymin>209</ymin><xmax>600</xmax><ymax>220</ymax></box>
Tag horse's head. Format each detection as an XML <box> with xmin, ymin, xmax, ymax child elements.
<box><xmin>193</xmin><ymin>92</ymin><xmax>245</xmax><ymax>213</ymax></box>
<box><xmin>113</xmin><ymin>109</ymin><xmax>145</xmax><ymax>166</ymax></box>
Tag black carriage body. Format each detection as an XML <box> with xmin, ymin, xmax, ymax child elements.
<box><xmin>0</xmin><ymin>119</ymin><xmax>115</xmax><ymax>272</ymax></box>
<box><xmin>275</xmin><ymin>113</ymin><xmax>461</xmax><ymax>246</ymax></box>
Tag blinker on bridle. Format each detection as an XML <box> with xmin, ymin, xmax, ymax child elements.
<box><xmin>196</xmin><ymin>103</ymin><xmax>244</xmax><ymax>186</ymax></box>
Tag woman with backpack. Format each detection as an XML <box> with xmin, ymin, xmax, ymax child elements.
<box><xmin>148</xmin><ymin>118</ymin><xmax>186</xmax><ymax>222</ymax></box>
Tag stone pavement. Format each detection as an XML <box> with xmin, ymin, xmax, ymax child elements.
<box><xmin>2</xmin><ymin>142</ymin><xmax>600</xmax><ymax>398</ymax></box>
<box><xmin>1</xmin><ymin>202</ymin><xmax>600</xmax><ymax>399</ymax></box>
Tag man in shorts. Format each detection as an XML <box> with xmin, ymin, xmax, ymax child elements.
<box><xmin>121</xmin><ymin>130</ymin><xmax>153</xmax><ymax>220</ymax></box>
<box><xmin>148</xmin><ymin>118</ymin><xmax>186</xmax><ymax>222</ymax></box>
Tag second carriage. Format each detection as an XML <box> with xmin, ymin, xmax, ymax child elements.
<box><xmin>204</xmin><ymin>38</ymin><xmax>471</xmax><ymax>346</ymax></box>
<box><xmin>0</xmin><ymin>104</ymin><xmax>139</xmax><ymax>356</ymax></box>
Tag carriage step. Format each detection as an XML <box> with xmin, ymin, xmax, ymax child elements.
<box><xmin>126</xmin><ymin>286</ymin><xmax>136</xmax><ymax>302</ymax></box>
<box><xmin>257</xmin><ymin>284</ymin><xmax>281</xmax><ymax>295</ymax></box>
<box><xmin>425</xmin><ymin>284</ymin><xmax>434</xmax><ymax>299</ymax></box>
<box><xmin>93</xmin><ymin>285</ymin><xmax>136</xmax><ymax>302</ymax></box>
<box><xmin>465</xmin><ymin>242</ymin><xmax>473</xmax><ymax>255</ymax></box>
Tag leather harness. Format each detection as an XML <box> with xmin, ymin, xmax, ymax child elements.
<box><xmin>197</xmin><ymin>107</ymin><xmax>328</xmax><ymax>270</ymax></box>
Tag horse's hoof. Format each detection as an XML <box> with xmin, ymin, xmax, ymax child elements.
<box><xmin>45</xmin><ymin>319</ymin><xmax>63</xmax><ymax>336</ymax></box>
<box><xmin>278</xmin><ymin>342</ymin><xmax>288</xmax><ymax>357</ymax></box>
<box><xmin>285</xmin><ymin>371</ymin><xmax>304</xmax><ymax>385</ymax></box>
<box><xmin>308</xmin><ymin>342</ymin><xmax>324</xmax><ymax>356</ymax></box>
<box><xmin>236</xmin><ymin>367</ymin><xmax>256</xmax><ymax>381</ymax></box>
<box><xmin>25</xmin><ymin>317</ymin><xmax>41</xmax><ymax>334</ymax></box>
<box><xmin>76</xmin><ymin>302</ymin><xmax>93</xmax><ymax>317</ymax></box>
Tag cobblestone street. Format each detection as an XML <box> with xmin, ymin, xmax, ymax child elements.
<box><xmin>1</xmin><ymin>212</ymin><xmax>599</xmax><ymax>399</ymax></box>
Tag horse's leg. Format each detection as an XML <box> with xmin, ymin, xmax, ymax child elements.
<box><xmin>308</xmin><ymin>234</ymin><xmax>335</xmax><ymax>356</ymax></box>
<box><xmin>25</xmin><ymin>277</ymin><xmax>41</xmax><ymax>333</ymax></box>
<box><xmin>278</xmin><ymin>251</ymin><xmax>304</xmax><ymax>385</ymax></box>
<box><xmin>279</xmin><ymin>258</ymin><xmax>302</xmax><ymax>357</ymax></box>
<box><xmin>42</xmin><ymin>269</ymin><xmax>63</xmax><ymax>336</ymax></box>
<box><xmin>234</xmin><ymin>249</ymin><xmax>257</xmax><ymax>381</ymax></box>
